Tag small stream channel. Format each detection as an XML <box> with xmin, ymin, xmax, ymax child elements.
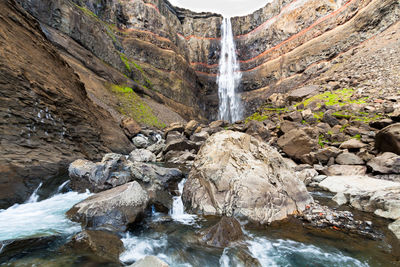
<box><xmin>0</xmin><ymin>175</ymin><xmax>399</xmax><ymax>266</ymax></box>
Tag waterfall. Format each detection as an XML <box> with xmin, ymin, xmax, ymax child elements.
<box><xmin>26</xmin><ymin>182</ymin><xmax>43</xmax><ymax>203</ymax></box>
<box><xmin>169</xmin><ymin>179</ymin><xmax>196</xmax><ymax>224</ymax></box>
<box><xmin>217</xmin><ymin>17</ymin><xmax>242</xmax><ymax>123</ymax></box>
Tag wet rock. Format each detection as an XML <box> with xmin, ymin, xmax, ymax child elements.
<box><xmin>121</xmin><ymin>117</ymin><xmax>141</xmax><ymax>138</ymax></box>
<box><xmin>339</xmin><ymin>139</ymin><xmax>367</xmax><ymax>150</ymax></box>
<box><xmin>130</xmin><ymin>256</ymin><xmax>169</xmax><ymax>267</ymax></box>
<box><xmin>321</xmin><ymin>165</ymin><xmax>367</xmax><ymax>176</ymax></box>
<box><xmin>388</xmin><ymin>219</ymin><xmax>400</xmax><ymax>240</ymax></box>
<box><xmin>147</xmin><ymin>140</ymin><xmax>166</xmax><ymax>155</ymax></box>
<box><xmin>277</xmin><ymin>129</ymin><xmax>318</xmax><ymax>161</ymax></box>
<box><xmin>367</xmin><ymin>152</ymin><xmax>400</xmax><ymax>174</ymax></box>
<box><xmin>332</xmin><ymin>192</ymin><xmax>348</xmax><ymax>206</ymax></box>
<box><xmin>65</xmin><ymin>230</ymin><xmax>123</xmax><ymax>262</ymax></box>
<box><xmin>375</xmin><ymin>123</ymin><xmax>400</xmax><ymax>154</ymax></box>
<box><xmin>67</xmin><ymin>181</ymin><xmax>149</xmax><ymax>232</ymax></box>
<box><xmin>129</xmin><ymin>149</ymin><xmax>156</xmax><ymax>162</ymax></box>
<box><xmin>198</xmin><ymin>217</ymin><xmax>244</xmax><ymax>248</ymax></box>
<box><xmin>132</xmin><ymin>135</ymin><xmax>149</xmax><ymax>149</ymax></box>
<box><xmin>0</xmin><ymin>236</ymin><xmax>59</xmax><ymax>263</ymax></box>
<box><xmin>183</xmin><ymin>131</ymin><xmax>312</xmax><ymax>224</ymax></box>
<box><xmin>297</xmin><ymin>203</ymin><xmax>377</xmax><ymax>238</ymax></box>
<box><xmin>335</xmin><ymin>152</ymin><xmax>364</xmax><ymax>165</ymax></box>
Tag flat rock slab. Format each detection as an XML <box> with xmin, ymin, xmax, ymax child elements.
<box><xmin>319</xmin><ymin>176</ymin><xmax>400</xmax><ymax>194</ymax></box>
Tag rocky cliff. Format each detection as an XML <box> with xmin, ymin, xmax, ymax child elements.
<box><xmin>0</xmin><ymin>0</ymin><xmax>135</xmax><ymax>208</ymax></box>
<box><xmin>16</xmin><ymin>0</ymin><xmax>399</xmax><ymax>119</ymax></box>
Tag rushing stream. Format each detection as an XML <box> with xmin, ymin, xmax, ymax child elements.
<box><xmin>0</xmin><ymin>177</ymin><xmax>398</xmax><ymax>266</ymax></box>
<box><xmin>217</xmin><ymin>17</ymin><xmax>242</xmax><ymax>123</ymax></box>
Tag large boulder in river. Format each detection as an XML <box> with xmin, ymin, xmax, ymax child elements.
<box><xmin>198</xmin><ymin>217</ymin><xmax>244</xmax><ymax>248</ymax></box>
<box><xmin>67</xmin><ymin>181</ymin><xmax>149</xmax><ymax>232</ymax></box>
<box><xmin>375</xmin><ymin>123</ymin><xmax>400</xmax><ymax>154</ymax></box>
<box><xmin>64</xmin><ymin>230</ymin><xmax>123</xmax><ymax>262</ymax></box>
<box><xmin>182</xmin><ymin>131</ymin><xmax>312</xmax><ymax>224</ymax></box>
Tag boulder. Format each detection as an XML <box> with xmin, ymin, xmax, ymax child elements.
<box><xmin>164</xmin><ymin>150</ymin><xmax>196</xmax><ymax>165</ymax></box>
<box><xmin>322</xmin><ymin>112</ymin><xmax>339</xmax><ymax>127</ymax></box>
<box><xmin>164</xmin><ymin>122</ymin><xmax>184</xmax><ymax>136</ymax></box>
<box><xmin>183</xmin><ymin>131</ymin><xmax>312</xmax><ymax>224</ymax></box>
<box><xmin>184</xmin><ymin>120</ymin><xmax>200</xmax><ymax>136</ymax></box>
<box><xmin>67</xmin><ymin>182</ymin><xmax>149</xmax><ymax>232</ymax></box>
<box><xmin>132</xmin><ymin>135</ymin><xmax>149</xmax><ymax>149</ymax></box>
<box><xmin>245</xmin><ymin>120</ymin><xmax>270</xmax><ymax>141</ymax></box>
<box><xmin>69</xmin><ymin>153</ymin><xmax>182</xmax><ymax>194</ymax></box>
<box><xmin>339</xmin><ymin>139</ymin><xmax>367</xmax><ymax>150</ymax></box>
<box><xmin>65</xmin><ymin>230</ymin><xmax>123</xmax><ymax>262</ymax></box>
<box><xmin>321</xmin><ymin>165</ymin><xmax>367</xmax><ymax>176</ymax></box>
<box><xmin>318</xmin><ymin>176</ymin><xmax>400</xmax><ymax>220</ymax></box>
<box><xmin>69</xmin><ymin>154</ymin><xmax>131</xmax><ymax>192</ymax></box>
<box><xmin>164</xmin><ymin>132</ymin><xmax>200</xmax><ymax>154</ymax></box>
<box><xmin>121</xmin><ymin>117</ymin><xmax>141</xmax><ymax>138</ymax></box>
<box><xmin>277</xmin><ymin>129</ymin><xmax>318</xmax><ymax>161</ymax></box>
<box><xmin>389</xmin><ymin>219</ymin><xmax>400</xmax><ymax>240</ymax></box>
<box><xmin>288</xmin><ymin>85</ymin><xmax>319</xmax><ymax>102</ymax></box>
<box><xmin>129</xmin><ymin>149</ymin><xmax>156</xmax><ymax>162</ymax></box>
<box><xmin>198</xmin><ymin>217</ymin><xmax>244</xmax><ymax>248</ymax></box>
<box><xmin>146</xmin><ymin>140</ymin><xmax>166</xmax><ymax>155</ymax></box>
<box><xmin>375</xmin><ymin>123</ymin><xmax>400</xmax><ymax>154</ymax></box>
<box><xmin>367</xmin><ymin>152</ymin><xmax>400</xmax><ymax>174</ymax></box>
<box><xmin>190</xmin><ymin>131</ymin><xmax>210</xmax><ymax>142</ymax></box>
<box><xmin>335</xmin><ymin>152</ymin><xmax>364</xmax><ymax>165</ymax></box>
<box><xmin>332</xmin><ymin>192</ymin><xmax>348</xmax><ymax>206</ymax></box>
<box><xmin>130</xmin><ymin>256</ymin><xmax>169</xmax><ymax>267</ymax></box>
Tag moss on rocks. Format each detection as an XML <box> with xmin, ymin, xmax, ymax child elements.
<box><xmin>108</xmin><ymin>84</ymin><xmax>165</xmax><ymax>128</ymax></box>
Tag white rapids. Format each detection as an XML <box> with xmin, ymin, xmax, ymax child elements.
<box><xmin>0</xmin><ymin>190</ymin><xmax>90</xmax><ymax>242</ymax></box>
<box><xmin>217</xmin><ymin>17</ymin><xmax>243</xmax><ymax>123</ymax></box>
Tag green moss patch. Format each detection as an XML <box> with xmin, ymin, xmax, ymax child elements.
<box><xmin>108</xmin><ymin>84</ymin><xmax>165</xmax><ymax>128</ymax></box>
<box><xmin>295</xmin><ymin>88</ymin><xmax>367</xmax><ymax>108</ymax></box>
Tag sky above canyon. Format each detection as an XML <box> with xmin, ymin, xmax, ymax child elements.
<box><xmin>169</xmin><ymin>0</ymin><xmax>272</xmax><ymax>17</ymax></box>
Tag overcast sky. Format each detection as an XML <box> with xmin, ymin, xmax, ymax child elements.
<box><xmin>168</xmin><ymin>0</ymin><xmax>271</xmax><ymax>17</ymax></box>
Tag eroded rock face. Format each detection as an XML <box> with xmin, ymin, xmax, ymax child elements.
<box><xmin>0</xmin><ymin>0</ymin><xmax>133</xmax><ymax>209</ymax></box>
<box><xmin>182</xmin><ymin>131</ymin><xmax>312</xmax><ymax>224</ymax></box>
<box><xmin>67</xmin><ymin>181</ymin><xmax>149</xmax><ymax>232</ymax></box>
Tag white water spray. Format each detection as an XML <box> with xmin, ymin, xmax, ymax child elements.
<box><xmin>26</xmin><ymin>182</ymin><xmax>43</xmax><ymax>203</ymax></box>
<box><xmin>169</xmin><ymin>179</ymin><xmax>196</xmax><ymax>225</ymax></box>
<box><xmin>217</xmin><ymin>17</ymin><xmax>242</xmax><ymax>123</ymax></box>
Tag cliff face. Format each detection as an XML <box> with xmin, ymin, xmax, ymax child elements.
<box><xmin>16</xmin><ymin>0</ymin><xmax>399</xmax><ymax>119</ymax></box>
<box><xmin>0</xmin><ymin>0</ymin><xmax>134</xmax><ymax>208</ymax></box>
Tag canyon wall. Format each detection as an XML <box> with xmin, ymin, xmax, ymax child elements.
<box><xmin>17</xmin><ymin>0</ymin><xmax>399</xmax><ymax>119</ymax></box>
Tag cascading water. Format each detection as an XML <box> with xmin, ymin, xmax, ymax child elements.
<box><xmin>217</xmin><ymin>17</ymin><xmax>242</xmax><ymax>123</ymax></box>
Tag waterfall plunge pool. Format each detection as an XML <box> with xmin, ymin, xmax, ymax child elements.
<box><xmin>0</xmin><ymin>178</ymin><xmax>399</xmax><ymax>266</ymax></box>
